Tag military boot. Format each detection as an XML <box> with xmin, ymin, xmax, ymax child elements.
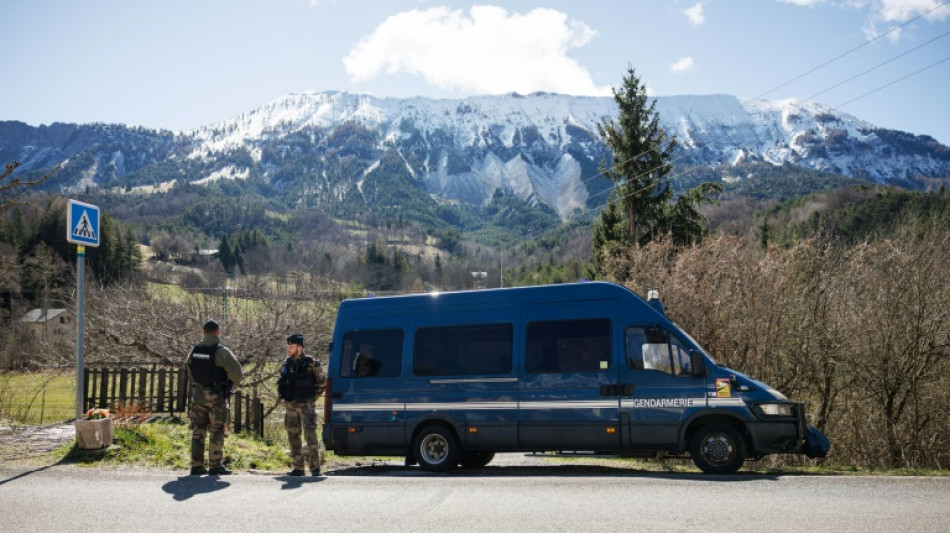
<box><xmin>208</xmin><ymin>465</ymin><xmax>232</xmax><ymax>475</ymax></box>
<box><xmin>190</xmin><ymin>466</ymin><xmax>208</xmax><ymax>476</ymax></box>
<box><xmin>288</xmin><ymin>469</ymin><xmax>305</xmax><ymax>476</ymax></box>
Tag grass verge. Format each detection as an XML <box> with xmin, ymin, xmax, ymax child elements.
<box><xmin>53</xmin><ymin>419</ymin><xmax>293</xmax><ymax>473</ymax></box>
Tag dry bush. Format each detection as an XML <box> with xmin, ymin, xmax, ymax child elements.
<box><xmin>835</xmin><ymin>221</ymin><xmax>950</xmax><ymax>468</ymax></box>
<box><xmin>112</xmin><ymin>399</ymin><xmax>153</xmax><ymax>427</ymax></box>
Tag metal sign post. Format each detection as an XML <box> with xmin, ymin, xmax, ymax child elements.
<box><xmin>67</xmin><ymin>200</ymin><xmax>100</xmax><ymax>419</ymax></box>
<box><xmin>75</xmin><ymin>246</ymin><xmax>86</xmax><ymax>419</ymax></box>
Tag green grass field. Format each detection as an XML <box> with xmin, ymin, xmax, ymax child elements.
<box><xmin>0</xmin><ymin>371</ymin><xmax>78</xmax><ymax>424</ymax></box>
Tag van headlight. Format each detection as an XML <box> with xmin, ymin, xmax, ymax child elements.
<box><xmin>754</xmin><ymin>402</ymin><xmax>795</xmax><ymax>417</ymax></box>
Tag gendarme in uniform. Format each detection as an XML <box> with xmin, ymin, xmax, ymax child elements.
<box><xmin>278</xmin><ymin>333</ymin><xmax>327</xmax><ymax>476</ymax></box>
<box><xmin>186</xmin><ymin>319</ymin><xmax>243</xmax><ymax>476</ymax></box>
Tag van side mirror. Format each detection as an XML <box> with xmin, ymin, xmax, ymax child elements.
<box><xmin>690</xmin><ymin>350</ymin><xmax>708</xmax><ymax>377</ymax></box>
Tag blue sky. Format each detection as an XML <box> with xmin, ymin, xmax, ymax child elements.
<box><xmin>3</xmin><ymin>0</ymin><xmax>949</xmax><ymax>144</ymax></box>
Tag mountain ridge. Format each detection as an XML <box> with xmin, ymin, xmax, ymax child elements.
<box><xmin>3</xmin><ymin>91</ymin><xmax>949</xmax><ymax>220</ymax></box>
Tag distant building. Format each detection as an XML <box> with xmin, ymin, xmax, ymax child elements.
<box><xmin>19</xmin><ymin>308</ymin><xmax>73</xmax><ymax>341</ymax></box>
<box><xmin>194</xmin><ymin>249</ymin><xmax>219</xmax><ymax>263</ymax></box>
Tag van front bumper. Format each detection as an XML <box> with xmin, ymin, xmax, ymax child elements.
<box><xmin>747</xmin><ymin>402</ymin><xmax>807</xmax><ymax>455</ymax></box>
<box><xmin>747</xmin><ymin>420</ymin><xmax>803</xmax><ymax>454</ymax></box>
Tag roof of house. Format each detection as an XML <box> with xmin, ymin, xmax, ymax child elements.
<box><xmin>20</xmin><ymin>308</ymin><xmax>69</xmax><ymax>323</ymax></box>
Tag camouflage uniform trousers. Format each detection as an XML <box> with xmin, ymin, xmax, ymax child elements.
<box><xmin>285</xmin><ymin>399</ymin><xmax>323</xmax><ymax>473</ymax></box>
<box><xmin>189</xmin><ymin>384</ymin><xmax>229</xmax><ymax>468</ymax></box>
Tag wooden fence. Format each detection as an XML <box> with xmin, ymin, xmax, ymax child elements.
<box><xmin>83</xmin><ymin>365</ymin><xmax>265</xmax><ymax>438</ymax></box>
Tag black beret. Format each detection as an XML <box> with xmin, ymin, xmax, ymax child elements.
<box><xmin>203</xmin><ymin>319</ymin><xmax>220</xmax><ymax>332</ymax></box>
<box><xmin>287</xmin><ymin>334</ymin><xmax>304</xmax><ymax>346</ymax></box>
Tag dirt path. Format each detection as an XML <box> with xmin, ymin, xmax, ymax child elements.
<box><xmin>0</xmin><ymin>421</ymin><xmax>75</xmax><ymax>463</ymax></box>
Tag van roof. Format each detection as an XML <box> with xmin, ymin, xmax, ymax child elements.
<box><xmin>338</xmin><ymin>281</ymin><xmax>649</xmax><ymax>314</ymax></box>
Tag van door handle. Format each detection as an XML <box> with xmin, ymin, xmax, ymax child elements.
<box><xmin>621</xmin><ymin>384</ymin><xmax>634</xmax><ymax>396</ymax></box>
<box><xmin>332</xmin><ymin>392</ymin><xmax>343</xmax><ymax>399</ymax></box>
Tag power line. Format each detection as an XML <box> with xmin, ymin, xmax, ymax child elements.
<box><xmin>835</xmin><ymin>55</ymin><xmax>950</xmax><ymax>109</ymax></box>
<box><xmin>802</xmin><ymin>30</ymin><xmax>950</xmax><ymax>103</ymax></box>
<box><xmin>751</xmin><ymin>0</ymin><xmax>950</xmax><ymax>101</ymax></box>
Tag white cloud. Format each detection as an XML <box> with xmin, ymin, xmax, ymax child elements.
<box><xmin>670</xmin><ymin>57</ymin><xmax>695</xmax><ymax>73</ymax></box>
<box><xmin>875</xmin><ymin>0</ymin><xmax>950</xmax><ymax>22</ymax></box>
<box><xmin>343</xmin><ymin>5</ymin><xmax>611</xmax><ymax>96</ymax></box>
<box><xmin>778</xmin><ymin>0</ymin><xmax>950</xmax><ymax>20</ymax></box>
<box><xmin>862</xmin><ymin>0</ymin><xmax>950</xmax><ymax>42</ymax></box>
<box><xmin>777</xmin><ymin>0</ymin><xmax>827</xmax><ymax>6</ymax></box>
<box><xmin>683</xmin><ymin>3</ymin><xmax>706</xmax><ymax>25</ymax></box>
<box><xmin>779</xmin><ymin>0</ymin><xmax>950</xmax><ymax>42</ymax></box>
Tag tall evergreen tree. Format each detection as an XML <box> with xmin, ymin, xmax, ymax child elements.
<box><xmin>591</xmin><ymin>67</ymin><xmax>721</xmax><ymax>271</ymax></box>
<box><xmin>219</xmin><ymin>235</ymin><xmax>234</xmax><ymax>276</ymax></box>
<box><xmin>588</xmin><ymin>192</ymin><xmax>626</xmax><ymax>278</ymax></box>
<box><xmin>232</xmin><ymin>243</ymin><xmax>246</xmax><ymax>276</ymax></box>
<box><xmin>122</xmin><ymin>227</ymin><xmax>143</xmax><ymax>280</ymax></box>
<box><xmin>596</xmin><ymin>67</ymin><xmax>678</xmax><ymax>248</ymax></box>
<box><xmin>10</xmin><ymin>209</ymin><xmax>29</xmax><ymax>255</ymax></box>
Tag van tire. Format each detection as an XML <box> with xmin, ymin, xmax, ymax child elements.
<box><xmin>459</xmin><ymin>451</ymin><xmax>495</xmax><ymax>468</ymax></box>
<box><xmin>690</xmin><ymin>424</ymin><xmax>746</xmax><ymax>475</ymax></box>
<box><xmin>413</xmin><ymin>426</ymin><xmax>459</xmax><ymax>472</ymax></box>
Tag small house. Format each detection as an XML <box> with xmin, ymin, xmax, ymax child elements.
<box><xmin>19</xmin><ymin>308</ymin><xmax>73</xmax><ymax>340</ymax></box>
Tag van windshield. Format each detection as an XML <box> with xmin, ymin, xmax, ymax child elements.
<box><xmin>674</xmin><ymin>325</ymin><xmax>717</xmax><ymax>366</ymax></box>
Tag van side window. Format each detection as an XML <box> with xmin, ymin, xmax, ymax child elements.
<box><xmin>413</xmin><ymin>324</ymin><xmax>513</xmax><ymax>376</ymax></box>
<box><xmin>525</xmin><ymin>319</ymin><xmax>611</xmax><ymax>373</ymax></box>
<box><xmin>625</xmin><ymin>326</ymin><xmax>693</xmax><ymax>376</ymax></box>
<box><xmin>340</xmin><ymin>329</ymin><xmax>404</xmax><ymax>378</ymax></box>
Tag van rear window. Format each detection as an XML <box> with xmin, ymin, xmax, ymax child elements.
<box><xmin>340</xmin><ymin>329</ymin><xmax>404</xmax><ymax>378</ymax></box>
<box><xmin>525</xmin><ymin>319</ymin><xmax>611</xmax><ymax>373</ymax></box>
<box><xmin>413</xmin><ymin>324</ymin><xmax>513</xmax><ymax>376</ymax></box>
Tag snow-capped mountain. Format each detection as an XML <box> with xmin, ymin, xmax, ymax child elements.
<box><xmin>186</xmin><ymin>91</ymin><xmax>949</xmax><ymax>215</ymax></box>
<box><xmin>3</xmin><ymin>91</ymin><xmax>948</xmax><ymax>219</ymax></box>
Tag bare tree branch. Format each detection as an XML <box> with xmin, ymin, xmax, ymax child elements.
<box><xmin>0</xmin><ymin>161</ymin><xmax>63</xmax><ymax>213</ymax></box>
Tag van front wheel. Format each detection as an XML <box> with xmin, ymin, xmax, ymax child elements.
<box><xmin>413</xmin><ymin>426</ymin><xmax>459</xmax><ymax>472</ymax></box>
<box><xmin>690</xmin><ymin>424</ymin><xmax>746</xmax><ymax>475</ymax></box>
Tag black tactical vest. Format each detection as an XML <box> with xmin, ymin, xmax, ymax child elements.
<box><xmin>278</xmin><ymin>355</ymin><xmax>318</xmax><ymax>401</ymax></box>
<box><xmin>188</xmin><ymin>343</ymin><xmax>228</xmax><ymax>387</ymax></box>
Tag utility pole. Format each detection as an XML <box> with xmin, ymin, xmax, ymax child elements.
<box><xmin>500</xmin><ymin>252</ymin><xmax>504</xmax><ymax>288</ymax></box>
<box><xmin>222</xmin><ymin>286</ymin><xmax>230</xmax><ymax>327</ymax></box>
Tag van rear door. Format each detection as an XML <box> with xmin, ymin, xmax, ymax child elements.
<box><xmin>518</xmin><ymin>301</ymin><xmax>621</xmax><ymax>451</ymax></box>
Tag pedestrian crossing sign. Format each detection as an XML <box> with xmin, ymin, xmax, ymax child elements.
<box><xmin>67</xmin><ymin>199</ymin><xmax>100</xmax><ymax>247</ymax></box>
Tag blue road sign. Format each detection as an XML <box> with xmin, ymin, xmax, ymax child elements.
<box><xmin>67</xmin><ymin>199</ymin><xmax>100</xmax><ymax>247</ymax></box>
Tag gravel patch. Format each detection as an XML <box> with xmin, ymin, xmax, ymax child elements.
<box><xmin>0</xmin><ymin>420</ymin><xmax>76</xmax><ymax>461</ymax></box>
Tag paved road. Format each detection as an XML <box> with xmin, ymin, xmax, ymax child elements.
<box><xmin>2</xmin><ymin>460</ymin><xmax>949</xmax><ymax>532</ymax></box>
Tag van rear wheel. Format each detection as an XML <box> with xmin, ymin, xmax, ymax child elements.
<box><xmin>690</xmin><ymin>424</ymin><xmax>746</xmax><ymax>475</ymax></box>
<box><xmin>413</xmin><ymin>426</ymin><xmax>459</xmax><ymax>472</ymax></box>
<box><xmin>459</xmin><ymin>451</ymin><xmax>495</xmax><ymax>468</ymax></box>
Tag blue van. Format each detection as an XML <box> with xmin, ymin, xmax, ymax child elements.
<box><xmin>322</xmin><ymin>282</ymin><xmax>829</xmax><ymax>474</ymax></box>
